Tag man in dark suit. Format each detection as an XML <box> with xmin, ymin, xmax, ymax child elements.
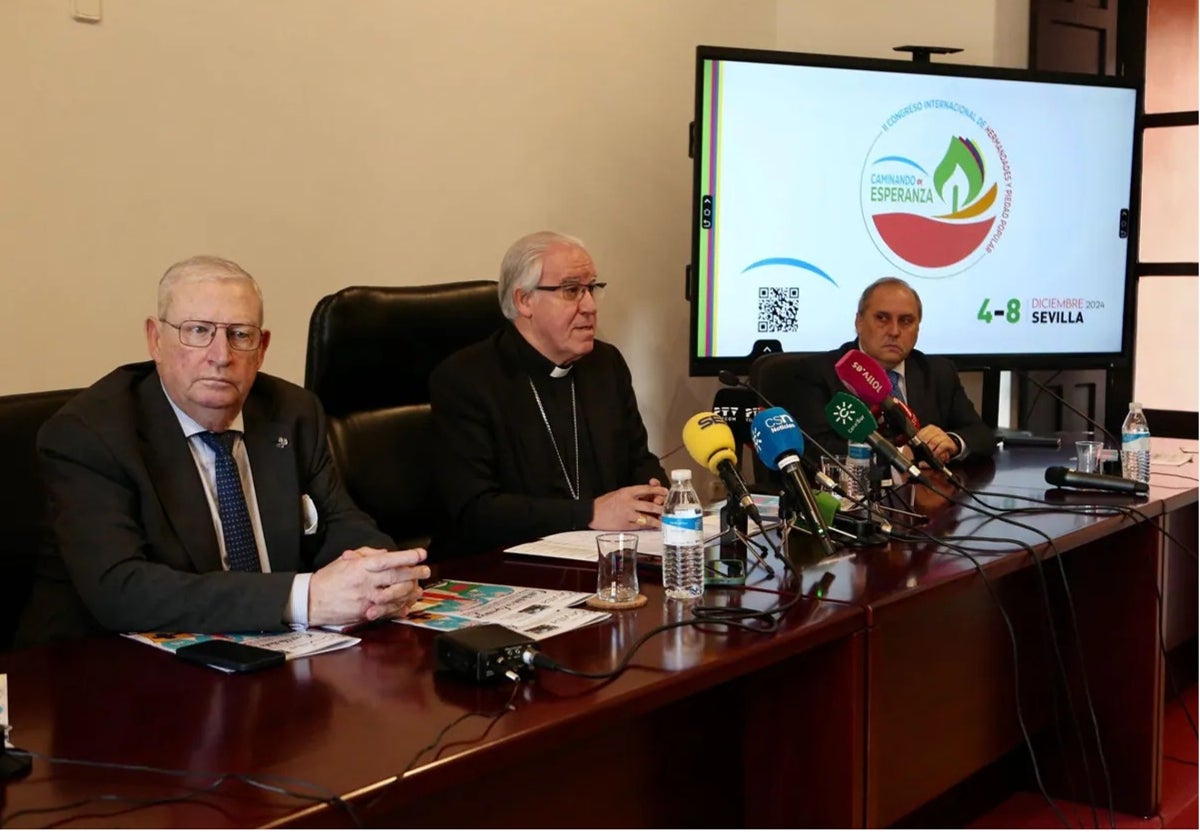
<box><xmin>429</xmin><ymin>231</ymin><xmax>667</xmax><ymax>558</ymax></box>
<box><xmin>20</xmin><ymin>256</ymin><xmax>430</xmax><ymax>644</ymax></box>
<box><xmin>778</xmin><ymin>277</ymin><xmax>993</xmax><ymax>463</ymax></box>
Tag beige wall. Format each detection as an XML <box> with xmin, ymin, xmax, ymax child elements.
<box><xmin>0</xmin><ymin>0</ymin><xmax>1028</xmax><ymax>462</ymax></box>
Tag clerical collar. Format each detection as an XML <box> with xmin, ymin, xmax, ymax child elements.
<box><xmin>508</xmin><ymin>324</ymin><xmax>576</xmax><ymax>379</ymax></box>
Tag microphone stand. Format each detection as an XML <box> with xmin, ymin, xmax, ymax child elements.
<box><xmin>706</xmin><ymin>490</ymin><xmax>748</xmax><ymax>586</ymax></box>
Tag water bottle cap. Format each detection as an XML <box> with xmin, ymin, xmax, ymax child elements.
<box><xmin>1129</xmin><ymin>401</ymin><xmax>1141</xmax><ymax>410</ymax></box>
<box><xmin>670</xmin><ymin>468</ymin><xmax>692</xmax><ymax>481</ymax></box>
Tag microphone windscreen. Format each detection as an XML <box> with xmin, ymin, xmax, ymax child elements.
<box><xmin>823</xmin><ymin>392</ymin><xmax>879</xmax><ymax>443</ymax></box>
<box><xmin>682</xmin><ymin>412</ymin><xmax>738</xmax><ymax>474</ymax></box>
<box><xmin>712</xmin><ymin>387</ymin><xmax>760</xmax><ymax>449</ymax></box>
<box><xmin>717</xmin><ymin>370</ymin><xmax>742</xmax><ymax>387</ymax></box>
<box><xmin>834</xmin><ymin>349</ymin><xmax>892</xmax><ymax>407</ymax></box>
<box><xmin>1045</xmin><ymin>466</ymin><xmax>1069</xmax><ymax>485</ymax></box>
<box><xmin>814</xmin><ymin>490</ymin><xmax>841</xmax><ymax>526</ymax></box>
<box><xmin>749</xmin><ymin>407</ymin><xmax>806</xmax><ymax>466</ymax></box>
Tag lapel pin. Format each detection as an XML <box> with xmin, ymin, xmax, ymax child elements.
<box><xmin>276</xmin><ymin>436</ymin><xmax>289</xmax><ymax>449</ymax></box>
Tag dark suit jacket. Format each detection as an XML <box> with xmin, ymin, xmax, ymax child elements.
<box><xmin>429</xmin><ymin>326</ymin><xmax>666</xmax><ymax>557</ymax></box>
<box><xmin>18</xmin><ymin>362</ymin><xmax>393</xmax><ymax>644</ymax></box>
<box><xmin>772</xmin><ymin>341</ymin><xmax>995</xmax><ymax>461</ymax></box>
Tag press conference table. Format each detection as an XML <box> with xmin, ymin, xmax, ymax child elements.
<box><xmin>1</xmin><ymin>441</ymin><xmax>1195</xmax><ymax>828</ymax></box>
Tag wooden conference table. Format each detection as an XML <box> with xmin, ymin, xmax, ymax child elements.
<box><xmin>0</xmin><ymin>440</ymin><xmax>1195</xmax><ymax>829</ymax></box>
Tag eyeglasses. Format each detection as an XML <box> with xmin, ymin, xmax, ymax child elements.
<box><xmin>160</xmin><ymin>319</ymin><xmax>264</xmax><ymax>351</ymax></box>
<box><xmin>533</xmin><ymin>282</ymin><xmax>607</xmax><ymax>303</ymax></box>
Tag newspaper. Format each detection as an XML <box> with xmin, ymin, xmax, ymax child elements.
<box><xmin>124</xmin><ymin>629</ymin><xmax>361</xmax><ymax>660</ymax></box>
<box><xmin>394</xmin><ymin>579</ymin><xmax>609</xmax><ymax>641</ymax></box>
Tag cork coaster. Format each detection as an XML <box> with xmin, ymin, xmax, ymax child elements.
<box><xmin>585</xmin><ymin>593</ymin><xmax>648</xmax><ymax>611</ymax></box>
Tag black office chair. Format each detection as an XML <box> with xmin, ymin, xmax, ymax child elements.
<box><xmin>304</xmin><ymin>282</ymin><xmax>505</xmax><ymax>549</ymax></box>
<box><xmin>1142</xmin><ymin>409</ymin><xmax>1199</xmax><ymax>441</ymax></box>
<box><xmin>0</xmin><ymin>388</ymin><xmax>80</xmax><ymax>650</ymax></box>
<box><xmin>305</xmin><ymin>282</ymin><xmax>504</xmax><ymax>416</ymax></box>
<box><xmin>748</xmin><ymin>352</ymin><xmax>811</xmax><ymax>484</ymax></box>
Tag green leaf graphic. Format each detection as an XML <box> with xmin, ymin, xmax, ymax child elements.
<box><xmin>932</xmin><ymin>137</ymin><xmax>984</xmax><ymax>211</ymax></box>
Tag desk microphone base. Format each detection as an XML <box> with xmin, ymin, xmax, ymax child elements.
<box><xmin>831</xmin><ymin>512</ymin><xmax>890</xmax><ymax>547</ymax></box>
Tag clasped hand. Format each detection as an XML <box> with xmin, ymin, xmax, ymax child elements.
<box><xmin>590</xmin><ymin>478</ymin><xmax>667</xmax><ymax>531</ymax></box>
<box><xmin>916</xmin><ymin>424</ymin><xmax>959</xmax><ymax>463</ymax></box>
<box><xmin>309</xmin><ymin>546</ymin><xmax>431</xmax><ymax>626</ymax></box>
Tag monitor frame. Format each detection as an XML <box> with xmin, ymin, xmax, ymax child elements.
<box><xmin>686</xmin><ymin>45</ymin><xmax>1144</xmax><ymax>378</ymax></box>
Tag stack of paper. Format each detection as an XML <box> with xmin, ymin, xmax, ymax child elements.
<box><xmin>505</xmin><ymin>513</ymin><xmax>726</xmax><ymax>562</ymax></box>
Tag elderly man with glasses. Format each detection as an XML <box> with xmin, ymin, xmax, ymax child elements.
<box><xmin>19</xmin><ymin>256</ymin><xmax>429</xmax><ymax>645</ymax></box>
<box><xmin>429</xmin><ymin>231</ymin><xmax>667</xmax><ymax>559</ymax></box>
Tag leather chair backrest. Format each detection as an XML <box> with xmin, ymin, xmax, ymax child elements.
<box><xmin>327</xmin><ymin>406</ymin><xmax>438</xmax><ymax>551</ymax></box>
<box><xmin>306</xmin><ymin>281</ymin><xmax>504</xmax><ymax>548</ymax></box>
<box><xmin>0</xmin><ymin>388</ymin><xmax>80</xmax><ymax>650</ymax></box>
<box><xmin>748</xmin><ymin>352</ymin><xmax>812</xmax><ymax>484</ymax></box>
<box><xmin>304</xmin><ymin>281</ymin><xmax>504</xmax><ymax>416</ymax></box>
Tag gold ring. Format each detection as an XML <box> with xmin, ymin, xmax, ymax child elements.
<box><xmin>636</xmin><ymin>515</ymin><xmax>647</xmax><ymax>526</ymax></box>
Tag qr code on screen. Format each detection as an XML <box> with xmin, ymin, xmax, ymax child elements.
<box><xmin>757</xmin><ymin>287</ymin><xmax>800</xmax><ymax>333</ymax></box>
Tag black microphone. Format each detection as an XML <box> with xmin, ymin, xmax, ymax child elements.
<box><xmin>1017</xmin><ymin>371</ymin><xmax>1120</xmax><ymax>447</ymax></box>
<box><xmin>717</xmin><ymin>369</ymin><xmax>844</xmax><ymax>475</ymax></box>
<box><xmin>718</xmin><ymin>369</ymin><xmax>774</xmax><ymax>406</ymax></box>
<box><xmin>712</xmin><ymin>387</ymin><xmax>761</xmax><ymax>452</ymax></box>
<box><xmin>1044</xmin><ymin>466</ymin><xmax>1148</xmax><ymax>495</ymax></box>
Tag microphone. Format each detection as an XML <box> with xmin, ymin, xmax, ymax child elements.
<box><xmin>1045</xmin><ymin>466</ymin><xmax>1148</xmax><ymax>495</ymax></box>
<box><xmin>749</xmin><ymin>408</ymin><xmax>837</xmax><ymax>555</ymax></box>
<box><xmin>682</xmin><ymin>412</ymin><xmax>764</xmax><ymax>528</ymax></box>
<box><xmin>834</xmin><ymin>349</ymin><xmax>956</xmax><ymax>481</ymax></box>
<box><xmin>717</xmin><ymin>369</ymin><xmax>844</xmax><ymax>479</ymax></box>
<box><xmin>823</xmin><ymin>392</ymin><xmax>926</xmax><ymax>484</ymax></box>
<box><xmin>717</xmin><ymin>369</ymin><xmax>749</xmax><ymax>390</ymax></box>
<box><xmin>1016</xmin><ymin>371</ymin><xmax>1120</xmax><ymax>446</ymax></box>
<box><xmin>712</xmin><ymin>386</ymin><xmax>761</xmax><ymax>452</ymax></box>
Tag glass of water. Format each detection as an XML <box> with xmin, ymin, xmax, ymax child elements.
<box><xmin>595</xmin><ymin>532</ymin><xmax>640</xmax><ymax>603</ymax></box>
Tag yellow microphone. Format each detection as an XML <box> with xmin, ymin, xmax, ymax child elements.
<box><xmin>681</xmin><ymin>412</ymin><xmax>762</xmax><ymax>527</ymax></box>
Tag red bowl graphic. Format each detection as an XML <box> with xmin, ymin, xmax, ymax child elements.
<box><xmin>872</xmin><ymin>213</ymin><xmax>996</xmax><ymax>269</ymax></box>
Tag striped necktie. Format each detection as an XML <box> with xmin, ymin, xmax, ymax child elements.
<box><xmin>887</xmin><ymin>369</ymin><xmax>903</xmax><ymax>402</ymax></box>
<box><xmin>196</xmin><ymin>431</ymin><xmax>260</xmax><ymax>573</ymax></box>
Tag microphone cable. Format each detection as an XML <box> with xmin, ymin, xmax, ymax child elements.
<box><xmin>957</xmin><ymin>485</ymin><xmax>1199</xmax><ymax>743</ymax></box>
<box><xmin>889</xmin><ymin>522</ymin><xmax>1105</xmax><ymax>828</ymax></box>
<box><xmin>1013</xmin><ymin>370</ymin><xmax>1120</xmax><ymax>446</ymax></box>
<box><xmin>911</xmin><ymin>482</ymin><xmax>1116</xmax><ymax>827</ymax></box>
<box><xmin>961</xmin><ymin>486</ymin><xmax>1197</xmax><ymax>563</ymax></box>
<box><xmin>881</xmin><ymin>523</ymin><xmax>1073</xmax><ymax>829</ymax></box>
<box><xmin>525</xmin><ymin>543</ymin><xmax>813</xmax><ymax>681</ymax></box>
<box><xmin>0</xmin><ymin>751</ymin><xmax>364</xmax><ymax>830</ymax></box>
<box><xmin>400</xmin><ymin>673</ymin><xmax>524</xmax><ymax>775</ymax></box>
<box><xmin>1153</xmin><ymin>578</ymin><xmax>1199</xmax><ymax>740</ymax></box>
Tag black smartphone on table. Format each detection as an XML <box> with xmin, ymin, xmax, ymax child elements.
<box><xmin>175</xmin><ymin>639</ymin><xmax>286</xmax><ymax>673</ymax></box>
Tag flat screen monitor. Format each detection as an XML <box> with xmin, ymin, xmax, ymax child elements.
<box><xmin>688</xmin><ymin>46</ymin><xmax>1142</xmax><ymax>376</ymax></box>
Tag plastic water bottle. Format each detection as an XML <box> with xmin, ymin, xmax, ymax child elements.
<box><xmin>1120</xmin><ymin>401</ymin><xmax>1151</xmax><ymax>484</ymax></box>
<box><xmin>662</xmin><ymin>468</ymin><xmax>704</xmax><ymax>600</ymax></box>
<box><xmin>845</xmin><ymin>441</ymin><xmax>873</xmax><ymax>503</ymax></box>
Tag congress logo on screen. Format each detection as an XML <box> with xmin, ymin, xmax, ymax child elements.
<box><xmin>861</xmin><ymin>100</ymin><xmax>1012</xmax><ymax>277</ymax></box>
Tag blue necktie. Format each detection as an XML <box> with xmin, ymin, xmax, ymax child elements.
<box><xmin>197</xmin><ymin>431</ymin><xmax>260</xmax><ymax>573</ymax></box>
<box><xmin>887</xmin><ymin>369</ymin><xmax>903</xmax><ymax>402</ymax></box>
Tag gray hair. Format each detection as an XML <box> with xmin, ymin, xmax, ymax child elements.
<box><xmin>856</xmin><ymin>276</ymin><xmax>922</xmax><ymax>321</ymax></box>
<box><xmin>157</xmin><ymin>255</ymin><xmax>264</xmax><ymax>323</ymax></box>
<box><xmin>497</xmin><ymin>231</ymin><xmax>587</xmax><ymax>319</ymax></box>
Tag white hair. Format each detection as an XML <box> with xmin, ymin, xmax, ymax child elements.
<box><xmin>497</xmin><ymin>231</ymin><xmax>587</xmax><ymax>319</ymax></box>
